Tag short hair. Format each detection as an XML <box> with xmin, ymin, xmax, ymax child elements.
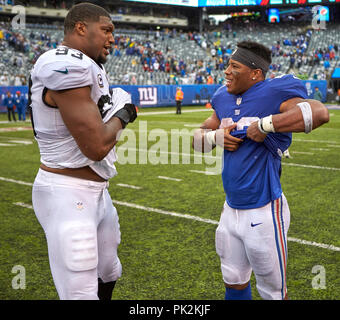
<box><xmin>237</xmin><ymin>41</ymin><xmax>272</xmax><ymax>65</ymax></box>
<box><xmin>64</xmin><ymin>2</ymin><xmax>111</xmax><ymax>35</ymax></box>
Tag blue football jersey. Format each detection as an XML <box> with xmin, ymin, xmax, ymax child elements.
<box><xmin>211</xmin><ymin>75</ymin><xmax>308</xmax><ymax>209</ymax></box>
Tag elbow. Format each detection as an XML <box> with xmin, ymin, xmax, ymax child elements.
<box><xmin>82</xmin><ymin>143</ymin><xmax>116</xmax><ymax>162</ymax></box>
<box><xmin>321</xmin><ymin>108</ymin><xmax>330</xmax><ymax>125</ymax></box>
<box><xmin>315</xmin><ymin>105</ymin><xmax>330</xmax><ymax>127</ymax></box>
<box><xmin>310</xmin><ymin>101</ymin><xmax>330</xmax><ymax>127</ymax></box>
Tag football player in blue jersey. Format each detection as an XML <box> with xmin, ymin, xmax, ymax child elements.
<box><xmin>192</xmin><ymin>41</ymin><xmax>329</xmax><ymax>300</ymax></box>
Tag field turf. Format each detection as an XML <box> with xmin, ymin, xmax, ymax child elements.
<box><xmin>0</xmin><ymin>106</ymin><xmax>339</xmax><ymax>300</ymax></box>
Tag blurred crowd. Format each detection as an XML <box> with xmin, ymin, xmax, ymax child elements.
<box><xmin>0</xmin><ymin>20</ymin><xmax>339</xmax><ymax>86</ymax></box>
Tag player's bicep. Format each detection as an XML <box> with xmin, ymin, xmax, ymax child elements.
<box><xmin>49</xmin><ymin>86</ymin><xmax>105</xmax><ymax>158</ymax></box>
<box><xmin>279</xmin><ymin>97</ymin><xmax>305</xmax><ymax>113</ymax></box>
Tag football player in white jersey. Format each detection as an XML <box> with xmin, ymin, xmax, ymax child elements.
<box><xmin>29</xmin><ymin>3</ymin><xmax>137</xmax><ymax>300</ymax></box>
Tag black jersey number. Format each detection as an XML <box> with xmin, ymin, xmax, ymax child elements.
<box><xmin>97</xmin><ymin>94</ymin><xmax>113</xmax><ymax>119</ymax></box>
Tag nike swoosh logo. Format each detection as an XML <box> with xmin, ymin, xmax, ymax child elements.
<box><xmin>251</xmin><ymin>222</ymin><xmax>263</xmax><ymax>227</ymax></box>
<box><xmin>53</xmin><ymin>68</ymin><xmax>69</xmax><ymax>74</ymax></box>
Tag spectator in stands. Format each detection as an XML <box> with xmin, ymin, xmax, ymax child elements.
<box><xmin>14</xmin><ymin>90</ymin><xmax>26</xmax><ymax>121</ymax></box>
<box><xmin>3</xmin><ymin>91</ymin><xmax>16</xmax><ymax>122</ymax></box>
<box><xmin>313</xmin><ymin>87</ymin><xmax>323</xmax><ymax>102</ymax></box>
<box><xmin>0</xmin><ymin>72</ymin><xmax>10</xmax><ymax>86</ymax></box>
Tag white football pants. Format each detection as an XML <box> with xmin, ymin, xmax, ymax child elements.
<box><xmin>32</xmin><ymin>169</ymin><xmax>122</xmax><ymax>300</ymax></box>
<box><xmin>215</xmin><ymin>194</ymin><xmax>290</xmax><ymax>300</ymax></box>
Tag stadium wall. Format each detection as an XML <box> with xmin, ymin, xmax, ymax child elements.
<box><xmin>0</xmin><ymin>81</ymin><xmax>328</xmax><ymax>113</ymax></box>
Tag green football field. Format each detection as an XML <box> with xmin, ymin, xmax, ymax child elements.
<box><xmin>0</xmin><ymin>106</ymin><xmax>339</xmax><ymax>300</ymax></box>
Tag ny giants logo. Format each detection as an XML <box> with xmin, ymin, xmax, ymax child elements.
<box><xmin>138</xmin><ymin>87</ymin><xmax>157</xmax><ymax>106</ymax></box>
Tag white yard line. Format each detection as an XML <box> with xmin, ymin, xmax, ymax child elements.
<box><xmin>0</xmin><ymin>176</ymin><xmax>33</xmax><ymax>186</ymax></box>
<box><xmin>13</xmin><ymin>199</ymin><xmax>340</xmax><ymax>252</ymax></box>
<box><xmin>310</xmin><ymin>148</ymin><xmax>330</xmax><ymax>151</ymax></box>
<box><xmin>158</xmin><ymin>176</ymin><xmax>182</xmax><ymax>182</ymax></box>
<box><xmin>119</xmin><ymin>147</ymin><xmax>340</xmax><ymax>171</ymax></box>
<box><xmin>293</xmin><ymin>138</ymin><xmax>339</xmax><ymax>145</ymax></box>
<box><xmin>282</xmin><ymin>162</ymin><xmax>340</xmax><ymax>171</ymax></box>
<box><xmin>137</xmin><ymin>109</ymin><xmax>212</xmax><ymax>116</ymax></box>
<box><xmin>291</xmin><ymin>151</ymin><xmax>314</xmax><ymax>155</ymax></box>
<box><xmin>189</xmin><ymin>170</ymin><xmax>218</xmax><ymax>175</ymax></box>
<box><xmin>116</xmin><ymin>183</ymin><xmax>142</xmax><ymax>190</ymax></box>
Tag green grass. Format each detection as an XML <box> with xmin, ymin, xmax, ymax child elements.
<box><xmin>0</xmin><ymin>107</ymin><xmax>339</xmax><ymax>300</ymax></box>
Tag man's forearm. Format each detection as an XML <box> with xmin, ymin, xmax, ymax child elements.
<box><xmin>272</xmin><ymin>100</ymin><xmax>329</xmax><ymax>133</ymax></box>
<box><xmin>192</xmin><ymin>129</ymin><xmax>216</xmax><ymax>153</ymax></box>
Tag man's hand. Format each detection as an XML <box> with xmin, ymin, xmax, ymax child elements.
<box><xmin>216</xmin><ymin>123</ymin><xmax>243</xmax><ymax>151</ymax></box>
<box><xmin>246</xmin><ymin>121</ymin><xmax>267</xmax><ymax>142</ymax></box>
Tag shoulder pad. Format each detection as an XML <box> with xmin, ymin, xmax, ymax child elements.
<box><xmin>33</xmin><ymin>47</ymin><xmax>94</xmax><ymax>91</ymax></box>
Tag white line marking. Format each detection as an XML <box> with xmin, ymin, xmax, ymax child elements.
<box><xmin>118</xmin><ymin>147</ymin><xmax>340</xmax><ymax>171</ymax></box>
<box><xmin>13</xmin><ymin>200</ymin><xmax>340</xmax><ymax>252</ymax></box>
<box><xmin>137</xmin><ymin>109</ymin><xmax>212</xmax><ymax>116</ymax></box>
<box><xmin>183</xmin><ymin>123</ymin><xmax>204</xmax><ymax>127</ymax></box>
<box><xmin>14</xmin><ymin>202</ymin><xmax>33</xmax><ymax>209</ymax></box>
<box><xmin>282</xmin><ymin>162</ymin><xmax>340</xmax><ymax>171</ymax></box>
<box><xmin>158</xmin><ymin>176</ymin><xmax>182</xmax><ymax>182</ymax></box>
<box><xmin>9</xmin><ymin>140</ymin><xmax>33</xmax><ymax>145</ymax></box>
<box><xmin>310</xmin><ymin>148</ymin><xmax>330</xmax><ymax>151</ymax></box>
<box><xmin>287</xmin><ymin>237</ymin><xmax>340</xmax><ymax>252</ymax></box>
<box><xmin>189</xmin><ymin>170</ymin><xmax>217</xmax><ymax>175</ymax></box>
<box><xmin>118</xmin><ymin>147</ymin><xmax>213</xmax><ymax>159</ymax></box>
<box><xmin>0</xmin><ymin>176</ymin><xmax>33</xmax><ymax>186</ymax></box>
<box><xmin>116</xmin><ymin>183</ymin><xmax>142</xmax><ymax>190</ymax></box>
<box><xmin>327</xmin><ymin>144</ymin><xmax>340</xmax><ymax>148</ymax></box>
<box><xmin>0</xmin><ymin>143</ymin><xmax>15</xmax><ymax>146</ymax></box>
<box><xmin>292</xmin><ymin>151</ymin><xmax>314</xmax><ymax>155</ymax></box>
<box><xmin>293</xmin><ymin>138</ymin><xmax>339</xmax><ymax>145</ymax></box>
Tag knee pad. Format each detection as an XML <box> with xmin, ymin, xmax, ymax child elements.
<box><xmin>60</xmin><ymin>221</ymin><xmax>98</xmax><ymax>272</ymax></box>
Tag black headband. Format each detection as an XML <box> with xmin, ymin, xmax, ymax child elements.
<box><xmin>230</xmin><ymin>47</ymin><xmax>270</xmax><ymax>75</ymax></box>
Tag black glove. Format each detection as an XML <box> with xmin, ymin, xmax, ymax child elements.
<box><xmin>113</xmin><ymin>103</ymin><xmax>137</xmax><ymax>128</ymax></box>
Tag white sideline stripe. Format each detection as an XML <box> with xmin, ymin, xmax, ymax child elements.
<box><xmin>287</xmin><ymin>237</ymin><xmax>340</xmax><ymax>252</ymax></box>
<box><xmin>9</xmin><ymin>140</ymin><xmax>33</xmax><ymax>145</ymax></box>
<box><xmin>117</xmin><ymin>183</ymin><xmax>142</xmax><ymax>190</ymax></box>
<box><xmin>282</xmin><ymin>162</ymin><xmax>340</xmax><ymax>171</ymax></box>
<box><xmin>293</xmin><ymin>138</ymin><xmax>339</xmax><ymax>145</ymax></box>
<box><xmin>158</xmin><ymin>176</ymin><xmax>182</xmax><ymax>181</ymax></box>
<box><xmin>292</xmin><ymin>151</ymin><xmax>314</xmax><ymax>155</ymax></box>
<box><xmin>189</xmin><ymin>170</ymin><xmax>217</xmax><ymax>175</ymax></box>
<box><xmin>120</xmin><ymin>147</ymin><xmax>340</xmax><ymax>171</ymax></box>
<box><xmin>183</xmin><ymin>123</ymin><xmax>205</xmax><ymax>127</ymax></box>
<box><xmin>14</xmin><ymin>202</ymin><xmax>33</xmax><ymax>209</ymax></box>
<box><xmin>13</xmin><ymin>200</ymin><xmax>340</xmax><ymax>252</ymax></box>
<box><xmin>310</xmin><ymin>148</ymin><xmax>330</xmax><ymax>151</ymax></box>
<box><xmin>137</xmin><ymin>109</ymin><xmax>212</xmax><ymax>116</ymax></box>
<box><xmin>0</xmin><ymin>177</ymin><xmax>33</xmax><ymax>186</ymax></box>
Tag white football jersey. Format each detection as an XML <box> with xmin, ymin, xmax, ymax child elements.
<box><xmin>29</xmin><ymin>45</ymin><xmax>131</xmax><ymax>180</ymax></box>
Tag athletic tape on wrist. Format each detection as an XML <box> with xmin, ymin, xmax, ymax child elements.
<box><xmin>205</xmin><ymin>130</ymin><xmax>216</xmax><ymax>146</ymax></box>
<box><xmin>297</xmin><ymin>102</ymin><xmax>313</xmax><ymax>133</ymax></box>
<box><xmin>258</xmin><ymin>115</ymin><xmax>275</xmax><ymax>134</ymax></box>
<box><xmin>262</xmin><ymin>115</ymin><xmax>275</xmax><ymax>133</ymax></box>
